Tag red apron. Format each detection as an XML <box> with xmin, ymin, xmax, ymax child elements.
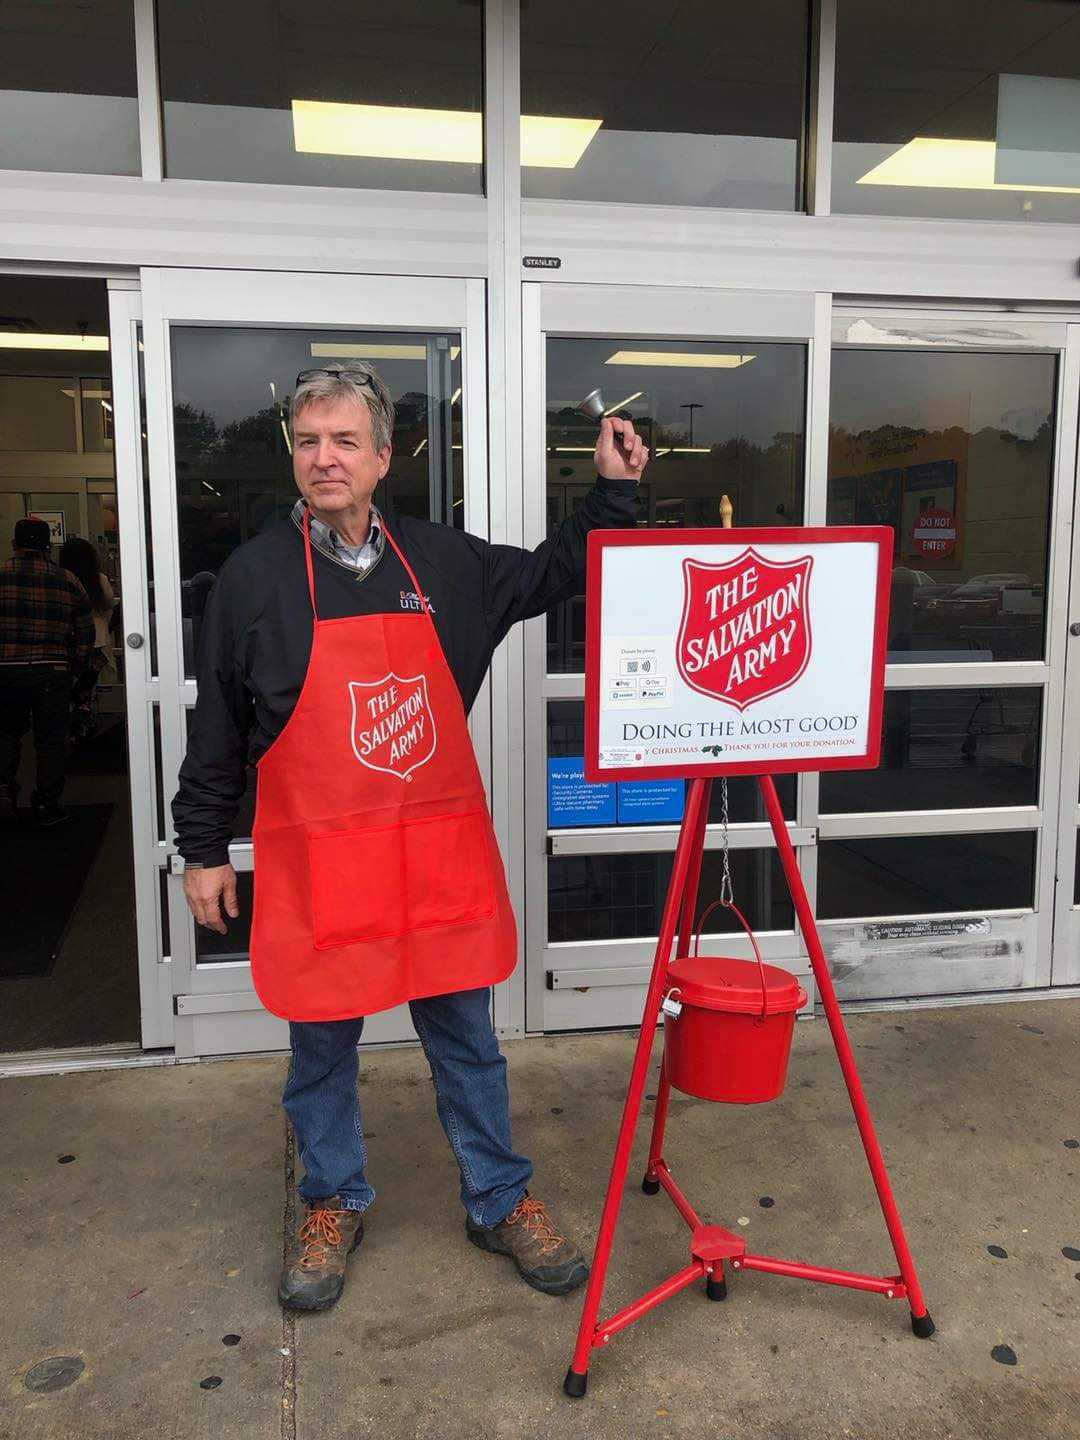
<box><xmin>249</xmin><ymin>511</ymin><xmax>517</xmax><ymax>1022</ymax></box>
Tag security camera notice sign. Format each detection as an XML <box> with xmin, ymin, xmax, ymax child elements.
<box><xmin>584</xmin><ymin>526</ymin><xmax>892</xmax><ymax>781</ymax></box>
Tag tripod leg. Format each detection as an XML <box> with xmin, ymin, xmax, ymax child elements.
<box><xmin>565</xmin><ymin>779</ymin><xmax>711</xmax><ymax>1396</ymax></box>
<box><xmin>644</xmin><ymin>779</ymin><xmax>710</xmax><ymax>1194</ymax></box>
<box><xmin>758</xmin><ymin>775</ymin><xmax>933</xmax><ymax>1337</ymax></box>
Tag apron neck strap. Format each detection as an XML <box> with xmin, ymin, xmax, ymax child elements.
<box><xmin>383</xmin><ymin>522</ymin><xmax>436</xmax><ymax>630</ymax></box>
<box><xmin>301</xmin><ymin>508</ymin><xmax>319</xmax><ymax>621</ymax></box>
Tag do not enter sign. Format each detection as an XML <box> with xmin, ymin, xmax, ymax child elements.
<box><xmin>912</xmin><ymin>508</ymin><xmax>957</xmax><ymax>558</ymax></box>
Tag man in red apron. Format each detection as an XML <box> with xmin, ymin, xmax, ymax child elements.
<box><xmin>173</xmin><ymin>360</ymin><xmax>648</xmax><ymax>1311</ymax></box>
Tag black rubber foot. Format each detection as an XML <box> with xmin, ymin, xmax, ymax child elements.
<box><xmin>642</xmin><ymin>1176</ymin><xmax>661</xmax><ymax>1195</ymax></box>
<box><xmin>706</xmin><ymin>1277</ymin><xmax>728</xmax><ymax>1302</ymax></box>
<box><xmin>563</xmin><ymin>1368</ymin><xmax>588</xmax><ymax>1399</ymax></box>
<box><xmin>911</xmin><ymin>1312</ymin><xmax>936</xmax><ymax>1339</ymax></box>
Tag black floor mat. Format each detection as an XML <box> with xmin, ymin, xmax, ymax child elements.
<box><xmin>0</xmin><ymin>804</ymin><xmax>115</xmax><ymax>979</ymax></box>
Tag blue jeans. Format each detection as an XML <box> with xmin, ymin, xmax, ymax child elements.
<box><xmin>282</xmin><ymin>987</ymin><xmax>533</xmax><ymax>1228</ymax></box>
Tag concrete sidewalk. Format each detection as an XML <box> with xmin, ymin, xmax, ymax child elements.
<box><xmin>3</xmin><ymin>999</ymin><xmax>1079</xmax><ymax>1440</ymax></box>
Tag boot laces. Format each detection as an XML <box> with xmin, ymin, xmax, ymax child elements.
<box><xmin>508</xmin><ymin>1196</ymin><xmax>564</xmax><ymax>1256</ymax></box>
<box><xmin>298</xmin><ymin>1204</ymin><xmax>344</xmax><ymax>1270</ymax></box>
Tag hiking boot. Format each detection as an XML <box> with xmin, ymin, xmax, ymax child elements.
<box><xmin>278</xmin><ymin>1197</ymin><xmax>364</xmax><ymax>1312</ymax></box>
<box><xmin>466</xmin><ymin>1194</ymin><xmax>589</xmax><ymax>1296</ymax></box>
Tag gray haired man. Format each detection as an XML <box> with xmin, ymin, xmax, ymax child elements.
<box><xmin>173</xmin><ymin>361</ymin><xmax>650</xmax><ymax>1310</ymax></box>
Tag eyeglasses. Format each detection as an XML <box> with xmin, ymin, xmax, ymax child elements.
<box><xmin>295</xmin><ymin>366</ymin><xmax>378</xmax><ymax>389</ymax></box>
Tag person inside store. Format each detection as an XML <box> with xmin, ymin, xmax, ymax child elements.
<box><xmin>172</xmin><ymin>360</ymin><xmax>649</xmax><ymax>1312</ymax></box>
<box><xmin>59</xmin><ymin>536</ymin><xmax>117</xmax><ymax>741</ymax></box>
<box><xmin>0</xmin><ymin>517</ymin><xmax>95</xmax><ymax>826</ymax></box>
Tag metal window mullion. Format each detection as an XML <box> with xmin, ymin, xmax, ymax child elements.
<box><xmin>884</xmin><ymin>662</ymin><xmax>1049</xmax><ymax>690</ymax></box>
<box><xmin>548</xmin><ymin>823</ymin><xmax>816</xmax><ymax>857</ymax></box>
<box><xmin>133</xmin><ymin>0</ymin><xmax>163</xmax><ymax>183</ymax></box>
<box><xmin>485</xmin><ymin>0</ymin><xmax>527</xmax><ymax>1036</ymax></box>
<box><xmin>806</xmin><ymin>0</ymin><xmax>836</xmax><ymax>217</ymax></box>
<box><xmin>818</xmin><ymin>808</ymin><xmax>1040</xmax><ymax>840</ymax></box>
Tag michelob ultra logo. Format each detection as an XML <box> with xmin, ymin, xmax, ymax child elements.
<box><xmin>348</xmin><ymin>673</ymin><xmax>436</xmax><ymax>779</ymax></box>
<box><xmin>676</xmin><ymin>549</ymin><xmax>813</xmax><ymax>711</ymax></box>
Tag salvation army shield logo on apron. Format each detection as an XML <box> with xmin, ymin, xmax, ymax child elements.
<box><xmin>348</xmin><ymin>673</ymin><xmax>438</xmax><ymax>780</ymax></box>
<box><xmin>676</xmin><ymin>549</ymin><xmax>814</xmax><ymax>711</ymax></box>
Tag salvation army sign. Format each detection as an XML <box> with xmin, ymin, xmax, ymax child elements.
<box><xmin>677</xmin><ymin>550</ymin><xmax>813</xmax><ymax>710</ymax></box>
<box><xmin>585</xmin><ymin>527</ymin><xmax>892</xmax><ymax>781</ymax></box>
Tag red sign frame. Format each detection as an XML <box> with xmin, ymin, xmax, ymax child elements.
<box><xmin>584</xmin><ymin>526</ymin><xmax>894</xmax><ymax>782</ymax></box>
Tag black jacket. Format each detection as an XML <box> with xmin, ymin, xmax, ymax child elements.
<box><xmin>172</xmin><ymin>480</ymin><xmax>639</xmax><ymax>866</ymax></box>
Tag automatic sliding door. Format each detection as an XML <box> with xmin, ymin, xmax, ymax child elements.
<box><xmin>816</xmin><ymin>313</ymin><xmax>1075</xmax><ymax>1002</ymax></box>
<box><xmin>524</xmin><ymin>284</ymin><xmax>818</xmax><ymax>1033</ymax></box>
<box><xmin>141</xmin><ymin>271</ymin><xmax>490</xmax><ymax>1057</ymax></box>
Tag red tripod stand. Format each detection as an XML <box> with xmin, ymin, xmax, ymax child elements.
<box><xmin>564</xmin><ymin>774</ymin><xmax>934</xmax><ymax>1399</ymax></box>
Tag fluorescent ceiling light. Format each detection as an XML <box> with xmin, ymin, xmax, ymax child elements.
<box><xmin>520</xmin><ymin>114</ymin><xmax>602</xmax><ymax>169</ymax></box>
<box><xmin>309</xmin><ymin>341</ymin><xmax>461</xmax><ymax>361</ymax></box>
<box><xmin>858</xmin><ymin>137</ymin><xmax>1080</xmax><ymax>194</ymax></box>
<box><xmin>605</xmin><ymin>350</ymin><xmax>755</xmax><ymax>368</ymax></box>
<box><xmin>0</xmin><ymin>332</ymin><xmax>108</xmax><ymax>351</ymax></box>
<box><xmin>292</xmin><ymin>100</ymin><xmax>600</xmax><ymax>169</ymax></box>
<box><xmin>604</xmin><ymin>390</ymin><xmax>643</xmax><ymax>414</ymax></box>
<box><xmin>450</xmin><ymin>386</ymin><xmax>462</xmax><ymax>406</ymax></box>
<box><xmin>413</xmin><ymin>438</ymin><xmax>428</xmax><ymax>457</ymax></box>
<box><xmin>62</xmin><ymin>388</ymin><xmax>111</xmax><ymax>399</ymax></box>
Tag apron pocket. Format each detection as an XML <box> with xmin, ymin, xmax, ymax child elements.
<box><xmin>309</xmin><ymin>809</ymin><xmax>496</xmax><ymax>950</ymax></box>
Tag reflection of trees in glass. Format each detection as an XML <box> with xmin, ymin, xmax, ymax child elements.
<box><xmin>173</xmin><ymin>390</ymin><xmax>453</xmax><ymax>584</ymax></box>
<box><xmin>829</xmin><ymin>420</ymin><xmax>1052</xmax><ymax>662</ymax></box>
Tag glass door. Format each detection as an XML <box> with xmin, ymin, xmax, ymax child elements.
<box><xmin>816</xmin><ymin>309</ymin><xmax>1078</xmax><ymax>1004</ymax></box>
<box><xmin>141</xmin><ymin>270</ymin><xmax>491</xmax><ymax>1057</ymax></box>
<box><xmin>522</xmin><ymin>283</ymin><xmax>820</xmax><ymax>1032</ymax></box>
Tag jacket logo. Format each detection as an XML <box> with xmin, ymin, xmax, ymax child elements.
<box><xmin>348</xmin><ymin>673</ymin><xmax>437</xmax><ymax>780</ymax></box>
<box><xmin>676</xmin><ymin>549</ymin><xmax>813</xmax><ymax>711</ymax></box>
<box><xmin>400</xmin><ymin>590</ymin><xmax>433</xmax><ymax>614</ymax></box>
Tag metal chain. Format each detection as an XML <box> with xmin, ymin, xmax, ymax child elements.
<box><xmin>719</xmin><ymin>777</ymin><xmax>734</xmax><ymax>906</ymax></box>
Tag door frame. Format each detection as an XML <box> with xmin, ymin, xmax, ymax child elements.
<box><xmin>521</xmin><ymin>281</ymin><xmax>825</xmax><ymax>1033</ymax></box>
<box><xmin>106</xmin><ymin>280</ymin><xmax>175</xmax><ymax>1048</ymax></box>
<box><xmin>818</xmin><ymin>306</ymin><xmax>1079</xmax><ymax>1003</ymax></box>
<box><xmin>521</xmin><ymin>287</ymin><xmax>1080</xmax><ymax>1031</ymax></box>
<box><xmin>139</xmin><ymin>268</ymin><xmax>500</xmax><ymax>1057</ymax></box>
<box><xmin>1052</xmin><ymin>322</ymin><xmax>1080</xmax><ymax>986</ymax></box>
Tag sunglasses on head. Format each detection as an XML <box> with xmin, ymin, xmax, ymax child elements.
<box><xmin>295</xmin><ymin>366</ymin><xmax>377</xmax><ymax>389</ymax></box>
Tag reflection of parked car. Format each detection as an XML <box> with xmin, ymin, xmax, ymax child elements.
<box><xmin>910</xmin><ymin>570</ymin><xmax>957</xmax><ymax>610</ymax></box>
<box><xmin>926</xmin><ymin>573</ymin><xmax>1040</xmax><ymax>619</ymax></box>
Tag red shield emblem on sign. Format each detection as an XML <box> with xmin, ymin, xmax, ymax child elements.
<box><xmin>676</xmin><ymin>549</ymin><xmax>814</xmax><ymax>711</ymax></box>
<box><xmin>348</xmin><ymin>673</ymin><xmax>437</xmax><ymax>780</ymax></box>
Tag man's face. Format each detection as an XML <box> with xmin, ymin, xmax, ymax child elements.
<box><xmin>292</xmin><ymin>395</ymin><xmax>391</xmax><ymax>516</ymax></box>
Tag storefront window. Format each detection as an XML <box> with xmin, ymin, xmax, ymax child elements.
<box><xmin>545</xmin><ymin>337</ymin><xmax>806</xmax><ymax>672</ymax></box>
<box><xmin>0</xmin><ymin>0</ymin><xmax>139</xmax><ymax>176</ymax></box>
<box><xmin>828</xmin><ymin>346</ymin><xmax>1055</xmax><ymax>663</ymax></box>
<box><xmin>521</xmin><ymin>1</ymin><xmax>809</xmax><ymax>210</ymax></box>
<box><xmin>156</xmin><ymin>1</ymin><xmax>483</xmax><ymax>193</ymax></box>
<box><xmin>834</xmin><ymin>1</ymin><xmax>1080</xmax><ymax>223</ymax></box>
<box><xmin>820</xmin><ymin>688</ymin><xmax>1041</xmax><ymax>813</ymax></box>
<box><xmin>818</xmin><ymin>832</ymin><xmax>1036</xmax><ymax>920</ymax></box>
<box><xmin>548</xmin><ymin>848</ymin><xmax>793</xmax><ymax>943</ymax></box>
